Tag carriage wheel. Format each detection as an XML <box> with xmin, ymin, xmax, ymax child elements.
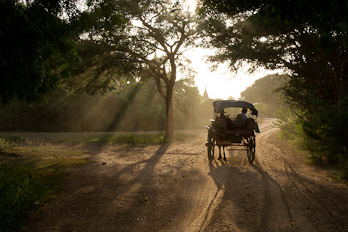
<box><xmin>247</xmin><ymin>135</ymin><xmax>256</xmax><ymax>163</ymax></box>
<box><xmin>207</xmin><ymin>130</ymin><xmax>215</xmax><ymax>162</ymax></box>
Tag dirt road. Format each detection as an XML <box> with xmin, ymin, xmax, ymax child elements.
<box><xmin>28</xmin><ymin>119</ymin><xmax>348</xmax><ymax>232</ymax></box>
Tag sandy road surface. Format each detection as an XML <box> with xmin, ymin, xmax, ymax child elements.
<box><xmin>28</xmin><ymin>119</ymin><xmax>348</xmax><ymax>232</ymax></box>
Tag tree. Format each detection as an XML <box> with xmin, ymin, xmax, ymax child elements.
<box><xmin>240</xmin><ymin>74</ymin><xmax>288</xmax><ymax>106</ymax></box>
<box><xmin>0</xmin><ymin>0</ymin><xmax>80</xmax><ymax>104</ymax></box>
<box><xmin>77</xmin><ymin>0</ymin><xmax>198</xmax><ymax>142</ymax></box>
<box><xmin>240</xmin><ymin>74</ymin><xmax>288</xmax><ymax>117</ymax></box>
<box><xmin>198</xmin><ymin>0</ymin><xmax>348</xmax><ymax>176</ymax></box>
<box><xmin>198</xmin><ymin>0</ymin><xmax>348</xmax><ymax>112</ymax></box>
<box><xmin>173</xmin><ymin>77</ymin><xmax>202</xmax><ymax>129</ymax></box>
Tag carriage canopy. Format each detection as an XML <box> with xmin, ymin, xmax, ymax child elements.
<box><xmin>213</xmin><ymin>100</ymin><xmax>258</xmax><ymax>115</ymax></box>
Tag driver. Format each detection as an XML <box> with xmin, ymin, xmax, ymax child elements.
<box><xmin>218</xmin><ymin>109</ymin><xmax>235</xmax><ymax>130</ymax></box>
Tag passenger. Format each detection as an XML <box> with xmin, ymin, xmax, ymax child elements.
<box><xmin>234</xmin><ymin>108</ymin><xmax>248</xmax><ymax>129</ymax></box>
<box><xmin>218</xmin><ymin>110</ymin><xmax>226</xmax><ymax>119</ymax></box>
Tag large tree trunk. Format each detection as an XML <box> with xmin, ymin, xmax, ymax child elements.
<box><xmin>164</xmin><ymin>56</ymin><xmax>177</xmax><ymax>143</ymax></box>
<box><xmin>164</xmin><ymin>92</ymin><xmax>174</xmax><ymax>143</ymax></box>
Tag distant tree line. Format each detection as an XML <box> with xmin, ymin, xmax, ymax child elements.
<box><xmin>240</xmin><ymin>74</ymin><xmax>288</xmax><ymax>117</ymax></box>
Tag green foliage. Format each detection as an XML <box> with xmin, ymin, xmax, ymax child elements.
<box><xmin>199</xmin><ymin>0</ymin><xmax>348</xmax><ymax>109</ymax></box>
<box><xmin>301</xmin><ymin>108</ymin><xmax>348</xmax><ymax>164</ymax></box>
<box><xmin>240</xmin><ymin>74</ymin><xmax>288</xmax><ymax>117</ymax></box>
<box><xmin>174</xmin><ymin>79</ymin><xmax>204</xmax><ymax>129</ymax></box>
<box><xmin>0</xmin><ymin>131</ymin><xmax>92</xmax><ymax>232</ymax></box>
<box><xmin>253</xmin><ymin>102</ymin><xmax>276</xmax><ymax>118</ymax></box>
<box><xmin>73</xmin><ymin>0</ymin><xmax>199</xmax><ymax>142</ymax></box>
<box><xmin>0</xmin><ymin>134</ymin><xmax>24</xmax><ymax>144</ymax></box>
<box><xmin>0</xmin><ymin>166</ymin><xmax>61</xmax><ymax>232</ymax></box>
<box><xmin>241</xmin><ymin>75</ymin><xmax>288</xmax><ymax>105</ymax></box>
<box><xmin>0</xmin><ymin>84</ymin><xmax>160</xmax><ymax>132</ymax></box>
<box><xmin>110</xmin><ymin>134</ymin><xmax>165</xmax><ymax>144</ymax></box>
<box><xmin>275</xmin><ymin>107</ymin><xmax>305</xmax><ymax>147</ymax></box>
<box><xmin>275</xmin><ymin>105</ymin><xmax>348</xmax><ymax>181</ymax></box>
<box><xmin>0</xmin><ymin>0</ymin><xmax>79</xmax><ymax>104</ymax></box>
<box><xmin>67</xmin><ymin>133</ymin><xmax>165</xmax><ymax>145</ymax></box>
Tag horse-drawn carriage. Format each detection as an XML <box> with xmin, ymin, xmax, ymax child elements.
<box><xmin>205</xmin><ymin>100</ymin><xmax>260</xmax><ymax>163</ymax></box>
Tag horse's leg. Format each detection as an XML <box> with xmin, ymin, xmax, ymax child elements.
<box><xmin>223</xmin><ymin>146</ymin><xmax>227</xmax><ymax>160</ymax></box>
<box><xmin>218</xmin><ymin>146</ymin><xmax>222</xmax><ymax>160</ymax></box>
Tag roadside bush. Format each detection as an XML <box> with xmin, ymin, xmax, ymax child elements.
<box><xmin>274</xmin><ymin>107</ymin><xmax>305</xmax><ymax>147</ymax></box>
<box><xmin>302</xmin><ymin>108</ymin><xmax>348</xmax><ymax>165</ymax></box>
<box><xmin>276</xmin><ymin>105</ymin><xmax>348</xmax><ymax>181</ymax></box>
<box><xmin>255</xmin><ymin>102</ymin><xmax>279</xmax><ymax>118</ymax></box>
<box><xmin>0</xmin><ymin>166</ymin><xmax>61</xmax><ymax>232</ymax></box>
<box><xmin>103</xmin><ymin>134</ymin><xmax>165</xmax><ymax>144</ymax></box>
<box><xmin>0</xmin><ymin>134</ymin><xmax>24</xmax><ymax>144</ymax></box>
<box><xmin>67</xmin><ymin>133</ymin><xmax>165</xmax><ymax>145</ymax></box>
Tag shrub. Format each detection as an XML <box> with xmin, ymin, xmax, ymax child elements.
<box><xmin>276</xmin><ymin>105</ymin><xmax>348</xmax><ymax>181</ymax></box>
<box><xmin>66</xmin><ymin>133</ymin><xmax>165</xmax><ymax>145</ymax></box>
<box><xmin>0</xmin><ymin>134</ymin><xmax>24</xmax><ymax>144</ymax></box>
<box><xmin>0</xmin><ymin>166</ymin><xmax>61</xmax><ymax>232</ymax></box>
<box><xmin>104</xmin><ymin>134</ymin><xmax>165</xmax><ymax>144</ymax></box>
<box><xmin>274</xmin><ymin>106</ymin><xmax>305</xmax><ymax>147</ymax></box>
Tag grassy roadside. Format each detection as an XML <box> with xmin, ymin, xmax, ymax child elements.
<box><xmin>0</xmin><ymin>131</ymin><xmax>177</xmax><ymax>231</ymax></box>
<box><xmin>275</xmin><ymin>131</ymin><xmax>348</xmax><ymax>184</ymax></box>
<box><xmin>0</xmin><ymin>134</ymin><xmax>91</xmax><ymax>232</ymax></box>
<box><xmin>48</xmin><ymin>131</ymin><xmax>196</xmax><ymax>145</ymax></box>
<box><xmin>58</xmin><ymin>133</ymin><xmax>166</xmax><ymax>145</ymax></box>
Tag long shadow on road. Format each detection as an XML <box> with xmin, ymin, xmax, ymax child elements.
<box><xmin>29</xmin><ymin>144</ymin><xmax>172</xmax><ymax>232</ymax></box>
<box><xmin>28</xmin><ymin>142</ymin><xmax>207</xmax><ymax>232</ymax></box>
<box><xmin>99</xmin><ymin>143</ymin><xmax>172</xmax><ymax>231</ymax></box>
<box><xmin>203</xmin><ymin>159</ymin><xmax>291</xmax><ymax>232</ymax></box>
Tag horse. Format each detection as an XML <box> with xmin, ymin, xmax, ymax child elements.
<box><xmin>215</xmin><ymin>112</ymin><xmax>233</xmax><ymax>161</ymax></box>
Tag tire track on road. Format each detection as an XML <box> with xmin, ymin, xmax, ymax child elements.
<box><xmin>283</xmin><ymin>158</ymin><xmax>346</xmax><ymax>231</ymax></box>
<box><xmin>254</xmin><ymin>125</ymin><xmax>294</xmax><ymax>231</ymax></box>
<box><xmin>256</xmin><ymin>119</ymin><xmax>348</xmax><ymax>232</ymax></box>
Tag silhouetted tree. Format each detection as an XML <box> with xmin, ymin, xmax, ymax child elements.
<box><xmin>0</xmin><ymin>0</ymin><xmax>80</xmax><ymax>104</ymax></box>
<box><xmin>199</xmin><ymin>0</ymin><xmax>348</xmax><ymax>112</ymax></box>
<box><xmin>198</xmin><ymin>0</ymin><xmax>348</xmax><ymax>176</ymax></box>
<box><xmin>75</xmin><ymin>0</ymin><xmax>199</xmax><ymax>141</ymax></box>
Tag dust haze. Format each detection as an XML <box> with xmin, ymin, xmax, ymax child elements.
<box><xmin>0</xmin><ymin>80</ymin><xmax>215</xmax><ymax>132</ymax></box>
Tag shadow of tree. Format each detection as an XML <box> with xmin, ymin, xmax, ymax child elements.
<box><xmin>27</xmin><ymin>142</ymin><xmax>205</xmax><ymax>232</ymax></box>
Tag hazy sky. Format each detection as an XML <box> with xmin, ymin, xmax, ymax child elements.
<box><xmin>184</xmin><ymin>47</ymin><xmax>279</xmax><ymax>100</ymax></box>
<box><xmin>182</xmin><ymin>0</ymin><xmax>279</xmax><ymax>100</ymax></box>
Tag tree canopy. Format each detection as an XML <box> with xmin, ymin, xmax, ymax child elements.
<box><xmin>73</xmin><ymin>0</ymin><xmax>199</xmax><ymax>141</ymax></box>
<box><xmin>199</xmin><ymin>0</ymin><xmax>348</xmax><ymax>111</ymax></box>
<box><xmin>240</xmin><ymin>74</ymin><xmax>288</xmax><ymax>117</ymax></box>
<box><xmin>240</xmin><ymin>74</ymin><xmax>288</xmax><ymax>106</ymax></box>
<box><xmin>0</xmin><ymin>0</ymin><xmax>81</xmax><ymax>104</ymax></box>
<box><xmin>1</xmin><ymin>0</ymin><xmax>199</xmax><ymax>142</ymax></box>
<box><xmin>199</xmin><ymin>0</ymin><xmax>348</xmax><ymax>175</ymax></box>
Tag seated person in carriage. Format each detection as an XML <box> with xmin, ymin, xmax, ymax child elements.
<box><xmin>216</xmin><ymin>110</ymin><xmax>234</xmax><ymax>130</ymax></box>
<box><xmin>217</xmin><ymin>108</ymin><xmax>250</xmax><ymax>131</ymax></box>
<box><xmin>234</xmin><ymin>108</ymin><xmax>248</xmax><ymax>129</ymax></box>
